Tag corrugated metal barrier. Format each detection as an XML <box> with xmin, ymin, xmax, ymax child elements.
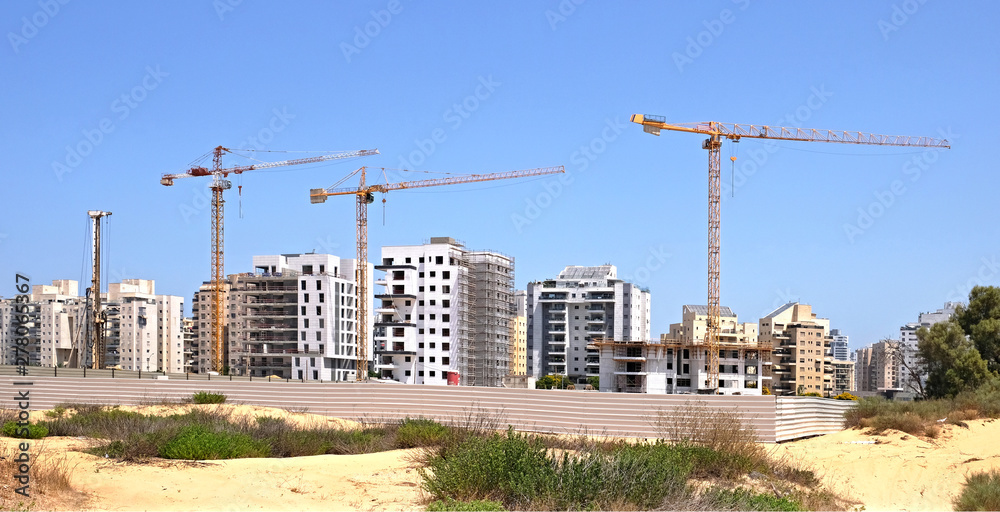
<box><xmin>0</xmin><ymin>367</ymin><xmax>857</xmax><ymax>443</ymax></box>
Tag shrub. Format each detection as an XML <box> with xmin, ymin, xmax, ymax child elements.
<box><xmin>3</xmin><ymin>421</ymin><xmax>48</xmax><ymax>439</ymax></box>
<box><xmin>421</xmin><ymin>429</ymin><xmax>693</xmax><ymax>511</ymax></box>
<box><xmin>833</xmin><ymin>392</ymin><xmax>859</xmax><ymax>400</ymax></box>
<box><xmin>395</xmin><ymin>418</ymin><xmax>450</xmax><ymax>448</ymax></box>
<box><xmin>705</xmin><ymin>487</ymin><xmax>801</xmax><ymax>511</ymax></box>
<box><xmin>651</xmin><ymin>400</ymin><xmax>767</xmax><ymax>477</ymax></box>
<box><xmin>425</xmin><ymin>498</ymin><xmax>506</xmax><ymax>511</ymax></box>
<box><xmin>955</xmin><ymin>470</ymin><xmax>1000</xmax><ymax>511</ymax></box>
<box><xmin>192</xmin><ymin>391</ymin><xmax>227</xmax><ymax>404</ymax></box>
<box><xmin>159</xmin><ymin>425</ymin><xmax>269</xmax><ymax>460</ymax></box>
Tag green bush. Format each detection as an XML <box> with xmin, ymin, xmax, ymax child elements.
<box><xmin>396</xmin><ymin>418</ymin><xmax>450</xmax><ymax>448</ymax></box>
<box><xmin>159</xmin><ymin>425</ymin><xmax>269</xmax><ymax>460</ymax></box>
<box><xmin>2</xmin><ymin>421</ymin><xmax>48</xmax><ymax>439</ymax></box>
<box><xmin>425</xmin><ymin>498</ymin><xmax>506</xmax><ymax>511</ymax></box>
<box><xmin>705</xmin><ymin>487</ymin><xmax>801</xmax><ymax>511</ymax></box>
<box><xmin>955</xmin><ymin>470</ymin><xmax>1000</xmax><ymax>511</ymax></box>
<box><xmin>421</xmin><ymin>428</ymin><xmax>692</xmax><ymax>511</ymax></box>
<box><xmin>833</xmin><ymin>392</ymin><xmax>859</xmax><ymax>400</ymax></box>
<box><xmin>192</xmin><ymin>391</ymin><xmax>227</xmax><ymax>404</ymax></box>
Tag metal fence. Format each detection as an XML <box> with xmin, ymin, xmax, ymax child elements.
<box><xmin>0</xmin><ymin>368</ymin><xmax>856</xmax><ymax>443</ymax></box>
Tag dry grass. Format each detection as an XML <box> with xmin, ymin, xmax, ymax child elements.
<box><xmin>0</xmin><ymin>442</ymin><xmax>80</xmax><ymax>511</ymax></box>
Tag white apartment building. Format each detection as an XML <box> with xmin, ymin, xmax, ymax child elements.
<box><xmin>526</xmin><ymin>265</ymin><xmax>651</xmax><ymax>384</ymax></box>
<box><xmin>830</xmin><ymin>329</ymin><xmax>850</xmax><ymax>361</ymax></box>
<box><xmin>898</xmin><ymin>302</ymin><xmax>960</xmax><ymax>394</ymax></box>
<box><xmin>226</xmin><ymin>253</ymin><xmax>373</xmax><ymax>381</ymax></box>
<box><xmin>0</xmin><ymin>279</ymin><xmax>184</xmax><ymax>372</ymax></box>
<box><xmin>374</xmin><ymin>237</ymin><xmax>513</xmax><ymax>387</ymax></box>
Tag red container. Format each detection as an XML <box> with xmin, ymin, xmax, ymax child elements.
<box><xmin>446</xmin><ymin>371</ymin><xmax>460</xmax><ymax>386</ymax></box>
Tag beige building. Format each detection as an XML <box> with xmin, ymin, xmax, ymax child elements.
<box><xmin>508</xmin><ymin>290</ymin><xmax>528</xmax><ymax>376</ymax></box>
<box><xmin>832</xmin><ymin>360</ymin><xmax>856</xmax><ymax>394</ymax></box>
<box><xmin>854</xmin><ymin>340</ymin><xmax>900</xmax><ymax>392</ymax></box>
<box><xmin>760</xmin><ymin>302</ymin><xmax>834</xmax><ymax>396</ymax></box>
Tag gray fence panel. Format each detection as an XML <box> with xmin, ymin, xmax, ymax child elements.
<box><xmin>774</xmin><ymin>396</ymin><xmax>856</xmax><ymax>442</ymax></box>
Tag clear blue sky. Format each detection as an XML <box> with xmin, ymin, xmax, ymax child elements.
<box><xmin>2</xmin><ymin>1</ymin><xmax>997</xmax><ymax>352</ymax></box>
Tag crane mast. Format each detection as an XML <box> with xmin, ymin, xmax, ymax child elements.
<box><xmin>632</xmin><ymin>115</ymin><xmax>950</xmax><ymax>393</ymax></box>
<box><xmin>311</xmin><ymin>165</ymin><xmax>566</xmax><ymax>381</ymax></box>
<box><xmin>162</xmin><ymin>147</ymin><xmax>379</xmax><ymax>372</ymax></box>
<box><xmin>87</xmin><ymin>210</ymin><xmax>112</xmax><ymax>369</ymax></box>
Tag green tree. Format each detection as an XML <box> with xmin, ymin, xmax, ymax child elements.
<box><xmin>917</xmin><ymin>321</ymin><xmax>993</xmax><ymax>398</ymax></box>
<box><xmin>955</xmin><ymin>286</ymin><xmax>1000</xmax><ymax>372</ymax></box>
<box><xmin>535</xmin><ymin>374</ymin><xmax>570</xmax><ymax>389</ymax></box>
<box><xmin>587</xmin><ymin>376</ymin><xmax>599</xmax><ymax>389</ymax></box>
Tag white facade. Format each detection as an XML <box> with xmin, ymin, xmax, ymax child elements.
<box><xmin>526</xmin><ymin>265</ymin><xmax>651</xmax><ymax>384</ymax></box>
<box><xmin>830</xmin><ymin>329</ymin><xmax>850</xmax><ymax>361</ymax></box>
<box><xmin>227</xmin><ymin>253</ymin><xmax>373</xmax><ymax>381</ymax></box>
<box><xmin>374</xmin><ymin>238</ymin><xmax>513</xmax><ymax>387</ymax></box>
<box><xmin>898</xmin><ymin>301</ymin><xmax>959</xmax><ymax>393</ymax></box>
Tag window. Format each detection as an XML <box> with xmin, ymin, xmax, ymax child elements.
<box><xmin>442</xmin><ymin>271</ymin><xmax>450</xmax><ymax>279</ymax></box>
<box><xmin>442</xmin><ymin>343</ymin><xmax>450</xmax><ymax>350</ymax></box>
<box><xmin>429</xmin><ymin>314</ymin><xmax>436</xmax><ymax>320</ymax></box>
<box><xmin>405</xmin><ymin>370</ymin><xmax>411</xmax><ymax>376</ymax></box>
<box><xmin>418</xmin><ymin>342</ymin><xmax>424</xmax><ymax>348</ymax></box>
<box><xmin>419</xmin><ymin>257</ymin><xmax>425</xmax><ymax>263</ymax></box>
<box><xmin>405</xmin><ymin>257</ymin><xmax>411</xmax><ymax>263</ymax></box>
<box><xmin>442</xmin><ymin>300</ymin><xmax>450</xmax><ymax>307</ymax></box>
<box><xmin>430</xmin><ymin>328</ymin><xmax>436</xmax><ymax>334</ymax></box>
<box><xmin>430</xmin><ymin>342</ymin><xmax>436</xmax><ymax>348</ymax></box>
<box><xmin>301</xmin><ymin>306</ymin><xmax>306</xmax><ymax>315</ymax></box>
<box><xmin>316</xmin><ymin>280</ymin><xmax>322</xmax><ymax>290</ymax></box>
<box><xmin>430</xmin><ymin>300</ymin><xmax>436</xmax><ymax>306</ymax></box>
<box><xmin>304</xmin><ymin>294</ymin><xmax>309</xmax><ymax>303</ymax></box>
<box><xmin>429</xmin><ymin>357</ymin><xmax>436</xmax><ymax>363</ymax></box>
<box><xmin>316</xmin><ymin>332</ymin><xmax>321</xmax><ymax>341</ymax></box>
<box><xmin>442</xmin><ymin>314</ymin><xmax>450</xmax><ymax>322</ymax></box>
<box><xmin>301</xmin><ymin>331</ymin><xmax>306</xmax><ymax>341</ymax></box>
<box><xmin>418</xmin><ymin>356</ymin><xmax>424</xmax><ymax>362</ymax></box>
<box><xmin>303</xmin><ymin>319</ymin><xmax>310</xmax><ymax>328</ymax></box>
<box><xmin>429</xmin><ymin>371</ymin><xmax>436</xmax><ymax>377</ymax></box>
<box><xmin>316</xmin><ymin>306</ymin><xmax>321</xmax><ymax>316</ymax></box>
<box><xmin>419</xmin><ymin>272</ymin><xmax>425</xmax><ymax>278</ymax></box>
<box><xmin>430</xmin><ymin>271</ymin><xmax>436</xmax><ymax>277</ymax></box>
<box><xmin>682</xmin><ymin>363</ymin><xmax>689</xmax><ymax>374</ymax></box>
<box><xmin>418</xmin><ymin>370</ymin><xmax>424</xmax><ymax>377</ymax></box>
<box><xmin>301</xmin><ymin>281</ymin><xmax>306</xmax><ymax>290</ymax></box>
<box><xmin>442</xmin><ymin>285</ymin><xmax>450</xmax><ymax>293</ymax></box>
<box><xmin>442</xmin><ymin>328</ymin><xmax>450</xmax><ymax>336</ymax></box>
<box><xmin>404</xmin><ymin>356</ymin><xmax>411</xmax><ymax>362</ymax></box>
<box><xmin>429</xmin><ymin>285</ymin><xmax>436</xmax><ymax>292</ymax></box>
<box><xmin>319</xmin><ymin>264</ymin><xmax>325</xmax><ymax>273</ymax></box>
<box><xmin>419</xmin><ymin>328</ymin><xmax>425</xmax><ymax>334</ymax></box>
<box><xmin>435</xmin><ymin>256</ymin><xmax>443</xmax><ymax>264</ymax></box>
<box><xmin>442</xmin><ymin>356</ymin><xmax>450</xmax><ymax>365</ymax></box>
<box><xmin>419</xmin><ymin>300</ymin><xmax>425</xmax><ymax>306</ymax></box>
<box><xmin>419</xmin><ymin>286</ymin><xmax>425</xmax><ymax>292</ymax></box>
<box><xmin>405</xmin><ymin>300</ymin><xmax>411</xmax><ymax>306</ymax></box>
<box><xmin>319</xmin><ymin>294</ymin><xmax>324</xmax><ymax>303</ymax></box>
<box><xmin>419</xmin><ymin>314</ymin><xmax>425</xmax><ymax>320</ymax></box>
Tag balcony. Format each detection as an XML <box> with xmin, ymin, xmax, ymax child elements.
<box><xmin>374</xmin><ymin>320</ymin><xmax>416</xmax><ymax>328</ymax></box>
<box><xmin>375</xmin><ymin>293</ymin><xmax>417</xmax><ymax>300</ymax></box>
<box><xmin>546</xmin><ymin>304</ymin><xmax>566</xmax><ymax>311</ymax></box>
<box><xmin>587</xmin><ymin>293</ymin><xmax>615</xmax><ymax>301</ymax></box>
<box><xmin>585</xmin><ymin>305</ymin><xmax>605</xmax><ymax>311</ymax></box>
<box><xmin>374</xmin><ymin>264</ymin><xmax>417</xmax><ymax>271</ymax></box>
<box><xmin>585</xmin><ymin>316</ymin><xmax>605</xmax><ymax>323</ymax></box>
<box><xmin>538</xmin><ymin>293</ymin><xmax>567</xmax><ymax>301</ymax></box>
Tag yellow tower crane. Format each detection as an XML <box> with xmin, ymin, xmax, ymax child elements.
<box><xmin>161</xmin><ymin>147</ymin><xmax>379</xmax><ymax>372</ymax></box>
<box><xmin>310</xmin><ymin>165</ymin><xmax>565</xmax><ymax>380</ymax></box>
<box><xmin>630</xmin><ymin>116</ymin><xmax>950</xmax><ymax>392</ymax></box>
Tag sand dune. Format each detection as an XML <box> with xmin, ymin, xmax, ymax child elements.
<box><xmin>9</xmin><ymin>405</ymin><xmax>1000</xmax><ymax>511</ymax></box>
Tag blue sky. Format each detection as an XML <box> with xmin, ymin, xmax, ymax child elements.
<box><xmin>1</xmin><ymin>1</ymin><xmax>997</xmax><ymax>352</ymax></box>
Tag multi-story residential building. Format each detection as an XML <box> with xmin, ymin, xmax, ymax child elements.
<box><xmin>832</xmin><ymin>360</ymin><xmax>856</xmax><ymax>394</ymax></box>
<box><xmin>190</xmin><ymin>282</ymin><xmax>228</xmax><ymax>373</ymax></box>
<box><xmin>760</xmin><ymin>302</ymin><xmax>834</xmax><ymax>396</ymax></box>
<box><xmin>374</xmin><ymin>238</ymin><xmax>513</xmax><ymax>386</ymax></box>
<box><xmin>830</xmin><ymin>329</ymin><xmax>850</xmax><ymax>361</ymax></box>
<box><xmin>0</xmin><ymin>279</ymin><xmax>183</xmax><ymax>372</ymax></box>
<box><xmin>854</xmin><ymin>340</ymin><xmax>900</xmax><ymax>392</ymax></box>
<box><xmin>526</xmin><ymin>265</ymin><xmax>650</xmax><ymax>385</ymax></box>
<box><xmin>509</xmin><ymin>290</ymin><xmax>528</xmax><ymax>376</ymax></box>
<box><xmin>898</xmin><ymin>302</ymin><xmax>959</xmax><ymax>393</ymax></box>
<box><xmin>182</xmin><ymin>317</ymin><xmax>196</xmax><ymax>373</ymax></box>
<box><xmin>227</xmin><ymin>253</ymin><xmax>372</xmax><ymax>381</ymax></box>
<box><xmin>597</xmin><ymin>305</ymin><xmax>767</xmax><ymax>395</ymax></box>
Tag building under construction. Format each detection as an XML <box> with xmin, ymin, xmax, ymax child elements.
<box><xmin>374</xmin><ymin>237</ymin><xmax>513</xmax><ymax>386</ymax></box>
<box><xmin>595</xmin><ymin>305</ymin><xmax>771</xmax><ymax>395</ymax></box>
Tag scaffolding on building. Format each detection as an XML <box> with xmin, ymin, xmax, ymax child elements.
<box><xmin>457</xmin><ymin>250</ymin><xmax>514</xmax><ymax>387</ymax></box>
<box><xmin>455</xmin><ymin>248</ymin><xmax>475</xmax><ymax>386</ymax></box>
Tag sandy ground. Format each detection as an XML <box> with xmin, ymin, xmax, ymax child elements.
<box><xmin>8</xmin><ymin>405</ymin><xmax>1000</xmax><ymax>511</ymax></box>
<box><xmin>772</xmin><ymin>418</ymin><xmax>1000</xmax><ymax>511</ymax></box>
